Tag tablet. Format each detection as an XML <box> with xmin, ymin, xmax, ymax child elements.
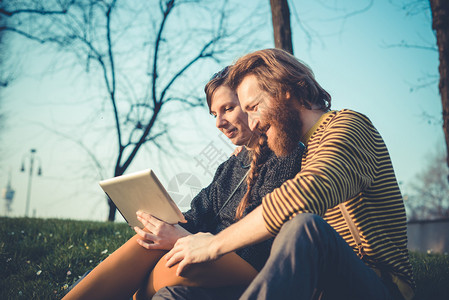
<box><xmin>99</xmin><ymin>169</ymin><xmax>186</xmax><ymax>228</ymax></box>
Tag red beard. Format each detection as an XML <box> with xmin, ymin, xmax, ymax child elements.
<box><xmin>259</xmin><ymin>99</ymin><xmax>303</xmax><ymax>157</ymax></box>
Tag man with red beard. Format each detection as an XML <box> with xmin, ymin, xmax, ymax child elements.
<box><xmin>165</xmin><ymin>49</ymin><xmax>414</xmax><ymax>300</ymax></box>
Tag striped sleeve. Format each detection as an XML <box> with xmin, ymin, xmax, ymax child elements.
<box><xmin>262</xmin><ymin>110</ymin><xmax>382</xmax><ymax>235</ymax></box>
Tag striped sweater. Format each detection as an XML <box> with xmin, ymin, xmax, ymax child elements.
<box><xmin>262</xmin><ymin>109</ymin><xmax>414</xmax><ymax>297</ymax></box>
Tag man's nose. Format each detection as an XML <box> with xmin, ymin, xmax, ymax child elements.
<box><xmin>248</xmin><ymin>114</ymin><xmax>260</xmax><ymax>131</ymax></box>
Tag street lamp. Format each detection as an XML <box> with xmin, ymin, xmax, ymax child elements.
<box><xmin>21</xmin><ymin>149</ymin><xmax>42</xmax><ymax>217</ymax></box>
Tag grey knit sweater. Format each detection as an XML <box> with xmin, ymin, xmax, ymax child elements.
<box><xmin>181</xmin><ymin>145</ymin><xmax>304</xmax><ymax>271</ymax></box>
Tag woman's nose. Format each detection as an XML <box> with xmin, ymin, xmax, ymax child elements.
<box><xmin>216</xmin><ymin>115</ymin><xmax>227</xmax><ymax>128</ymax></box>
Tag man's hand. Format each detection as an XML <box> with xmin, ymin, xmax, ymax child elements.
<box><xmin>134</xmin><ymin>211</ymin><xmax>190</xmax><ymax>250</ymax></box>
<box><xmin>165</xmin><ymin>232</ymin><xmax>220</xmax><ymax>276</ymax></box>
<box><xmin>165</xmin><ymin>206</ymin><xmax>272</xmax><ymax>276</ymax></box>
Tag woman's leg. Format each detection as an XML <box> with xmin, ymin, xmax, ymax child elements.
<box><xmin>134</xmin><ymin>252</ymin><xmax>258</xmax><ymax>299</ymax></box>
<box><xmin>63</xmin><ymin>234</ymin><xmax>166</xmax><ymax>300</ymax></box>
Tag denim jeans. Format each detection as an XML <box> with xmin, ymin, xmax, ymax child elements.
<box><xmin>240</xmin><ymin>213</ymin><xmax>400</xmax><ymax>300</ymax></box>
<box><xmin>152</xmin><ymin>285</ymin><xmax>246</xmax><ymax>300</ymax></box>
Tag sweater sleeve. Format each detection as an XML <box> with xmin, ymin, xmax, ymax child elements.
<box><xmin>262</xmin><ymin>110</ymin><xmax>382</xmax><ymax>235</ymax></box>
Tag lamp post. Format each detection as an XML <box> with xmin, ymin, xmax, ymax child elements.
<box><xmin>2</xmin><ymin>169</ymin><xmax>15</xmax><ymax>216</ymax></box>
<box><xmin>21</xmin><ymin>149</ymin><xmax>42</xmax><ymax>217</ymax></box>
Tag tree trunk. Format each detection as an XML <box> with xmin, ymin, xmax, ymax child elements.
<box><xmin>430</xmin><ymin>0</ymin><xmax>449</xmax><ymax>172</ymax></box>
<box><xmin>269</xmin><ymin>0</ymin><xmax>293</xmax><ymax>54</ymax></box>
<box><xmin>108</xmin><ymin>197</ymin><xmax>117</xmax><ymax>221</ymax></box>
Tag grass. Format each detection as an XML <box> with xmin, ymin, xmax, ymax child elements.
<box><xmin>1</xmin><ymin>217</ymin><xmax>449</xmax><ymax>299</ymax></box>
<box><xmin>0</xmin><ymin>217</ymin><xmax>134</xmax><ymax>299</ymax></box>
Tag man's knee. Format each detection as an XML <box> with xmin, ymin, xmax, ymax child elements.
<box><xmin>271</xmin><ymin>213</ymin><xmax>328</xmax><ymax>251</ymax></box>
<box><xmin>278</xmin><ymin>213</ymin><xmax>324</xmax><ymax>236</ymax></box>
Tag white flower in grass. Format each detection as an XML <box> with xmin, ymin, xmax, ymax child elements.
<box><xmin>101</xmin><ymin>249</ymin><xmax>108</xmax><ymax>255</ymax></box>
<box><xmin>36</xmin><ymin>270</ymin><xmax>42</xmax><ymax>276</ymax></box>
<box><xmin>6</xmin><ymin>258</ymin><xmax>12</xmax><ymax>263</ymax></box>
<box><xmin>68</xmin><ymin>245</ymin><xmax>74</xmax><ymax>249</ymax></box>
<box><xmin>67</xmin><ymin>270</ymin><xmax>72</xmax><ymax>276</ymax></box>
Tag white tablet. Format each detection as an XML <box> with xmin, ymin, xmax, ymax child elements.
<box><xmin>99</xmin><ymin>169</ymin><xmax>186</xmax><ymax>228</ymax></box>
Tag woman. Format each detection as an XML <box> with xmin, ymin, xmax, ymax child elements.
<box><xmin>63</xmin><ymin>67</ymin><xmax>304</xmax><ymax>300</ymax></box>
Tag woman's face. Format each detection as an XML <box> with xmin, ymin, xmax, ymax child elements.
<box><xmin>210</xmin><ymin>85</ymin><xmax>254</xmax><ymax>146</ymax></box>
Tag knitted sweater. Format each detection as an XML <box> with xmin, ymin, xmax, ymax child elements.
<box><xmin>181</xmin><ymin>145</ymin><xmax>303</xmax><ymax>271</ymax></box>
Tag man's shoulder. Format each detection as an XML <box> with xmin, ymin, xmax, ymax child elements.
<box><xmin>334</xmin><ymin>109</ymin><xmax>371</xmax><ymax>121</ymax></box>
<box><xmin>327</xmin><ymin>109</ymin><xmax>374</xmax><ymax>129</ymax></box>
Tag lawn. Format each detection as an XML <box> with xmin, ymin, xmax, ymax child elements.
<box><xmin>1</xmin><ymin>217</ymin><xmax>448</xmax><ymax>299</ymax></box>
<box><xmin>0</xmin><ymin>217</ymin><xmax>134</xmax><ymax>299</ymax></box>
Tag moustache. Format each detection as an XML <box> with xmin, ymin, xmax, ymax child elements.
<box><xmin>256</xmin><ymin>124</ymin><xmax>270</xmax><ymax>135</ymax></box>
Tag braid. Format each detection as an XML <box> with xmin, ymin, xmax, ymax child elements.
<box><xmin>235</xmin><ymin>134</ymin><xmax>270</xmax><ymax>220</ymax></box>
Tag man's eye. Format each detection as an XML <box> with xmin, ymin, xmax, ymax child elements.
<box><xmin>251</xmin><ymin>104</ymin><xmax>258</xmax><ymax>111</ymax></box>
<box><xmin>225</xmin><ymin>107</ymin><xmax>234</xmax><ymax>112</ymax></box>
<box><xmin>211</xmin><ymin>113</ymin><xmax>217</xmax><ymax>118</ymax></box>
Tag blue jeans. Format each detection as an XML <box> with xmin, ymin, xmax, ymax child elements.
<box><xmin>152</xmin><ymin>285</ymin><xmax>246</xmax><ymax>300</ymax></box>
<box><xmin>240</xmin><ymin>213</ymin><xmax>401</xmax><ymax>300</ymax></box>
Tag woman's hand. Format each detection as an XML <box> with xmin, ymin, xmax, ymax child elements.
<box><xmin>134</xmin><ymin>211</ymin><xmax>190</xmax><ymax>250</ymax></box>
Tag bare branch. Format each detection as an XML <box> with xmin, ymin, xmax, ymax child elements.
<box><xmin>381</xmin><ymin>40</ymin><xmax>438</xmax><ymax>52</ymax></box>
<box><xmin>315</xmin><ymin>0</ymin><xmax>374</xmax><ymax>21</ymax></box>
<box><xmin>152</xmin><ymin>0</ymin><xmax>176</xmax><ymax>106</ymax></box>
<box><xmin>0</xmin><ymin>7</ymin><xmax>70</xmax><ymax>17</ymax></box>
<box><xmin>165</xmin><ymin>96</ymin><xmax>204</xmax><ymax>107</ymax></box>
<box><xmin>32</xmin><ymin>122</ymin><xmax>107</xmax><ymax>180</ymax></box>
<box><xmin>159</xmin><ymin>37</ymin><xmax>220</xmax><ymax>104</ymax></box>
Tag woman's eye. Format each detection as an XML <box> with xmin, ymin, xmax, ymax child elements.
<box><xmin>251</xmin><ymin>104</ymin><xmax>258</xmax><ymax>112</ymax></box>
<box><xmin>224</xmin><ymin>106</ymin><xmax>234</xmax><ymax>112</ymax></box>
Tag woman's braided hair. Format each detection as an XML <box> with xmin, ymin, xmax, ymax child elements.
<box><xmin>235</xmin><ymin>133</ymin><xmax>270</xmax><ymax>220</ymax></box>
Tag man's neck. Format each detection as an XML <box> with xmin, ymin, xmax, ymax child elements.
<box><xmin>299</xmin><ymin>107</ymin><xmax>326</xmax><ymax>138</ymax></box>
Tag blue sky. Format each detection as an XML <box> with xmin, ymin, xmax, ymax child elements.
<box><xmin>0</xmin><ymin>0</ymin><xmax>443</xmax><ymax>221</ymax></box>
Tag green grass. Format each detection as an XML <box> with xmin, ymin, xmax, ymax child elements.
<box><xmin>1</xmin><ymin>217</ymin><xmax>449</xmax><ymax>299</ymax></box>
<box><xmin>409</xmin><ymin>251</ymin><xmax>449</xmax><ymax>299</ymax></box>
<box><xmin>0</xmin><ymin>217</ymin><xmax>134</xmax><ymax>299</ymax></box>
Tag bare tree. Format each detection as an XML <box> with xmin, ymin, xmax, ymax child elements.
<box><xmin>405</xmin><ymin>147</ymin><xmax>449</xmax><ymax>220</ymax></box>
<box><xmin>430</xmin><ymin>0</ymin><xmax>449</xmax><ymax>172</ymax></box>
<box><xmin>270</xmin><ymin>0</ymin><xmax>293</xmax><ymax>54</ymax></box>
<box><xmin>1</xmin><ymin>0</ymin><xmax>261</xmax><ymax>221</ymax></box>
